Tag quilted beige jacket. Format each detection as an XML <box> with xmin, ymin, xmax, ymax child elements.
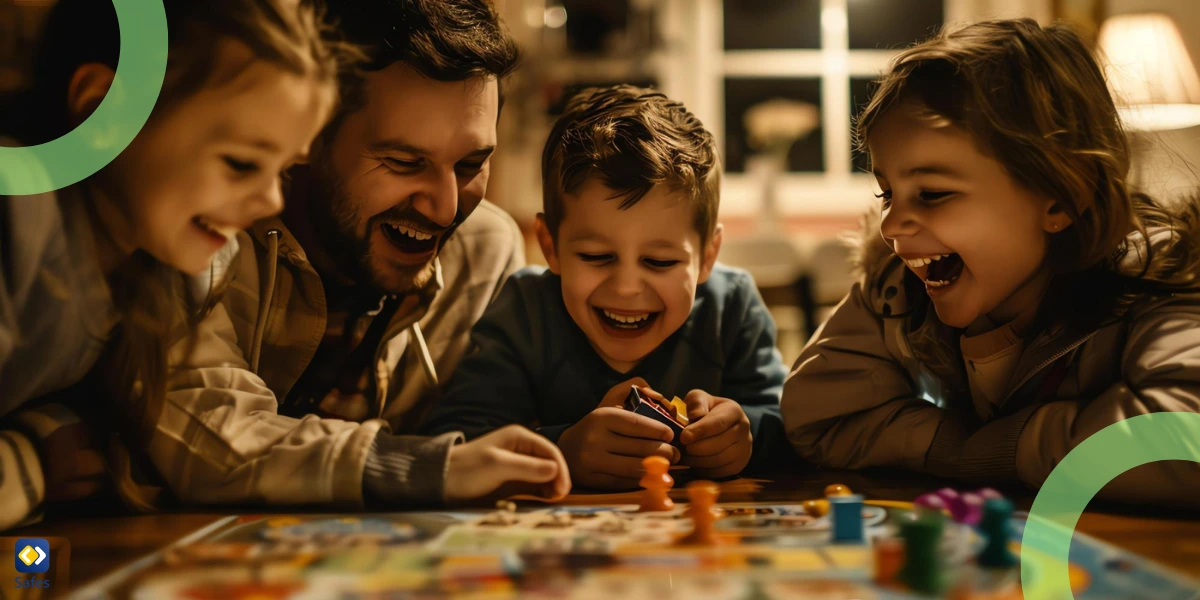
<box><xmin>782</xmin><ymin>217</ymin><xmax>1200</xmax><ymax>507</ymax></box>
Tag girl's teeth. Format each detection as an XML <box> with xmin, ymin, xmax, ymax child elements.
<box><xmin>603</xmin><ymin>310</ymin><xmax>649</xmax><ymax>323</ymax></box>
<box><xmin>903</xmin><ymin>254</ymin><xmax>951</xmax><ymax>268</ymax></box>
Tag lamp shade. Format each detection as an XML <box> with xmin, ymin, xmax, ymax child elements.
<box><xmin>1097</xmin><ymin>13</ymin><xmax>1200</xmax><ymax>131</ymax></box>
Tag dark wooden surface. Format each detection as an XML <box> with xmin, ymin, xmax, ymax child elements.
<box><xmin>10</xmin><ymin>469</ymin><xmax>1200</xmax><ymax>595</ymax></box>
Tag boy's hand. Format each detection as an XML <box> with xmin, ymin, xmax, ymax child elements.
<box><xmin>558</xmin><ymin>406</ymin><xmax>679</xmax><ymax>490</ymax></box>
<box><xmin>445</xmin><ymin>425</ymin><xmax>571</xmax><ymax>503</ymax></box>
<box><xmin>678</xmin><ymin>390</ymin><xmax>753</xmax><ymax>478</ymax></box>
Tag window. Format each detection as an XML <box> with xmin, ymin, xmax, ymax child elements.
<box><xmin>666</xmin><ymin>0</ymin><xmax>946</xmax><ymax>215</ymax></box>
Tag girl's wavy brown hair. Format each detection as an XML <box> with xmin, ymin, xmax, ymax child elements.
<box><xmin>856</xmin><ymin>18</ymin><xmax>1200</xmax><ymax>328</ymax></box>
<box><xmin>32</xmin><ymin>0</ymin><xmax>360</xmax><ymax>448</ymax></box>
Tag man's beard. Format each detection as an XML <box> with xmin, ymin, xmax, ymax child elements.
<box><xmin>310</xmin><ymin>170</ymin><xmax>451</xmax><ymax>295</ymax></box>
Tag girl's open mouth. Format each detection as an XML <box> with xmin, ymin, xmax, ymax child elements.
<box><xmin>904</xmin><ymin>253</ymin><xmax>965</xmax><ymax>288</ymax></box>
<box><xmin>925</xmin><ymin>252</ymin><xmax>964</xmax><ymax>287</ymax></box>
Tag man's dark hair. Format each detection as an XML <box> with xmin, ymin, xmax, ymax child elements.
<box><xmin>322</xmin><ymin>0</ymin><xmax>519</xmax><ymax>119</ymax></box>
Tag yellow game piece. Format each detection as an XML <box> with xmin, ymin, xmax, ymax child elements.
<box><xmin>668</xmin><ymin>396</ymin><xmax>689</xmax><ymax>425</ymax></box>
<box><xmin>802</xmin><ymin>499</ymin><xmax>829</xmax><ymax>517</ymax></box>
<box><xmin>825</xmin><ymin>483</ymin><xmax>852</xmax><ymax>497</ymax></box>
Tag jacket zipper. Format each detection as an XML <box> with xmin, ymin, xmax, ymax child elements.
<box><xmin>1000</xmin><ymin>330</ymin><xmax>1100</xmax><ymax>405</ymax></box>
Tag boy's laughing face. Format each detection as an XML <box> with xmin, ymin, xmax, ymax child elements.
<box><xmin>537</xmin><ymin>179</ymin><xmax>721</xmax><ymax>373</ymax></box>
<box><xmin>868</xmin><ymin>102</ymin><xmax>1069</xmax><ymax>329</ymax></box>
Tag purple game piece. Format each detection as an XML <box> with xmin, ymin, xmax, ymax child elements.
<box><xmin>977</xmin><ymin>487</ymin><xmax>1004</xmax><ymax>501</ymax></box>
<box><xmin>959</xmin><ymin>492</ymin><xmax>984</xmax><ymax>526</ymax></box>
<box><xmin>935</xmin><ymin>487</ymin><xmax>968</xmax><ymax>521</ymax></box>
<box><xmin>914</xmin><ymin>493</ymin><xmax>948</xmax><ymax>513</ymax></box>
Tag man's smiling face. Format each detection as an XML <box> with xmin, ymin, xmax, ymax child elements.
<box><xmin>313</xmin><ymin>63</ymin><xmax>498</xmax><ymax>293</ymax></box>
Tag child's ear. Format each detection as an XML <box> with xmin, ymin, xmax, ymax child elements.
<box><xmin>697</xmin><ymin>223</ymin><xmax>723</xmax><ymax>284</ymax></box>
<box><xmin>1042</xmin><ymin>199</ymin><xmax>1074</xmax><ymax>233</ymax></box>
<box><xmin>66</xmin><ymin>63</ymin><xmax>116</xmax><ymax>127</ymax></box>
<box><xmin>534</xmin><ymin>214</ymin><xmax>562</xmax><ymax>274</ymax></box>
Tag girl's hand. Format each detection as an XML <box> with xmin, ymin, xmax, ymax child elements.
<box><xmin>679</xmin><ymin>390</ymin><xmax>753</xmax><ymax>478</ymax></box>
<box><xmin>444</xmin><ymin>425</ymin><xmax>571</xmax><ymax>503</ymax></box>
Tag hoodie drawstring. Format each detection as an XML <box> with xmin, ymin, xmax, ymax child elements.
<box><xmin>250</xmin><ymin>229</ymin><xmax>281</xmax><ymax>372</ymax></box>
<box><xmin>409</xmin><ymin>321</ymin><xmax>438</xmax><ymax>388</ymax></box>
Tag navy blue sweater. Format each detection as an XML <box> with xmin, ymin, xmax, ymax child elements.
<box><xmin>421</xmin><ymin>264</ymin><xmax>793</xmax><ymax>471</ymax></box>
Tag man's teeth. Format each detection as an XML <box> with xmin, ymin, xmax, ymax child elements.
<box><xmin>903</xmin><ymin>254</ymin><xmax>952</xmax><ymax>269</ymax></box>
<box><xmin>386</xmin><ymin>223</ymin><xmax>434</xmax><ymax>241</ymax></box>
<box><xmin>603</xmin><ymin>310</ymin><xmax>650</xmax><ymax>324</ymax></box>
<box><xmin>926</xmin><ymin>278</ymin><xmax>955</xmax><ymax>288</ymax></box>
<box><xmin>193</xmin><ymin>216</ymin><xmax>239</xmax><ymax>240</ymax></box>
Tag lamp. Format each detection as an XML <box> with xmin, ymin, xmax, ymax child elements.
<box><xmin>1097</xmin><ymin>13</ymin><xmax>1200</xmax><ymax>132</ymax></box>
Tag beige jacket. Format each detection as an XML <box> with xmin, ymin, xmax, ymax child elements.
<box><xmin>152</xmin><ymin>201</ymin><xmax>523</xmax><ymax>507</ymax></box>
<box><xmin>782</xmin><ymin>218</ymin><xmax>1200</xmax><ymax>507</ymax></box>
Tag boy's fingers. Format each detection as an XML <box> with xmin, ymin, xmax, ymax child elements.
<box><xmin>591</xmin><ymin>454</ymin><xmax>656</xmax><ymax>480</ymax></box>
<box><xmin>601</xmin><ymin>408</ymin><xmax>675</xmax><ymax>442</ymax></box>
<box><xmin>608</xmin><ymin>437</ymin><xmax>679</xmax><ymax>463</ymax></box>
<box><xmin>686</xmin><ymin>429</ymin><xmax>742</xmax><ymax>457</ymax></box>
<box><xmin>683</xmin><ymin>389</ymin><xmax>713</xmax><ymax>421</ymax></box>
<box><xmin>680</xmin><ymin>403</ymin><xmax>740</xmax><ymax>444</ymax></box>
<box><xmin>600</xmin><ymin>377</ymin><xmax>650</xmax><ymax>408</ymax></box>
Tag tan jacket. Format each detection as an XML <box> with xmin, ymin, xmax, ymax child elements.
<box><xmin>152</xmin><ymin>201</ymin><xmax>524</xmax><ymax>507</ymax></box>
<box><xmin>782</xmin><ymin>218</ymin><xmax>1200</xmax><ymax>507</ymax></box>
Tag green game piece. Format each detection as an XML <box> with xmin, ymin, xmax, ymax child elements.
<box><xmin>898</xmin><ymin>510</ymin><xmax>947</xmax><ymax>595</ymax></box>
<box><xmin>978</xmin><ymin>497</ymin><xmax>1018</xmax><ymax>568</ymax></box>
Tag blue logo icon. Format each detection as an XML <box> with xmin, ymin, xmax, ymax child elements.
<box><xmin>14</xmin><ymin>539</ymin><xmax>49</xmax><ymax>574</ymax></box>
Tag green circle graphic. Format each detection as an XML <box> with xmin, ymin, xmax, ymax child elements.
<box><xmin>1021</xmin><ymin>412</ymin><xmax>1200</xmax><ymax>599</ymax></box>
<box><xmin>0</xmin><ymin>0</ymin><xmax>167</xmax><ymax>196</ymax></box>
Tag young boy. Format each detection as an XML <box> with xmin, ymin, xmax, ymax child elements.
<box><xmin>421</xmin><ymin>86</ymin><xmax>787</xmax><ymax>490</ymax></box>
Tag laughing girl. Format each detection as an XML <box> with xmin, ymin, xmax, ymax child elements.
<box><xmin>781</xmin><ymin>19</ymin><xmax>1200</xmax><ymax>506</ymax></box>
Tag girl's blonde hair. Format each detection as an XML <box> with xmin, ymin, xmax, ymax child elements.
<box><xmin>31</xmin><ymin>0</ymin><xmax>358</xmax><ymax>446</ymax></box>
<box><xmin>856</xmin><ymin>18</ymin><xmax>1200</xmax><ymax>328</ymax></box>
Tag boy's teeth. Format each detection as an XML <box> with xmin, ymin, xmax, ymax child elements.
<box><xmin>603</xmin><ymin>310</ymin><xmax>649</xmax><ymax>323</ymax></box>
<box><xmin>388</xmin><ymin>223</ymin><xmax>433</xmax><ymax>241</ymax></box>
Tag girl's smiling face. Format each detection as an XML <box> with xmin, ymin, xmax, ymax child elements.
<box><xmin>868</xmin><ymin>103</ymin><xmax>1071</xmax><ymax>329</ymax></box>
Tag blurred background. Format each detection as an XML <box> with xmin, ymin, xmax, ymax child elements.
<box><xmin>2</xmin><ymin>0</ymin><xmax>1198</xmax><ymax>365</ymax></box>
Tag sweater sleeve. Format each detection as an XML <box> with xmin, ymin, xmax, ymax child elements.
<box><xmin>420</xmin><ymin>274</ymin><xmax>541</xmax><ymax>440</ymax></box>
<box><xmin>719</xmin><ymin>273</ymin><xmax>790</xmax><ymax>471</ymax></box>
<box><xmin>781</xmin><ymin>280</ymin><xmax>947</xmax><ymax>472</ymax></box>
<box><xmin>1001</xmin><ymin>296</ymin><xmax>1200</xmax><ymax>507</ymax></box>
<box><xmin>362</xmin><ymin>431</ymin><xmax>463</xmax><ymax>506</ymax></box>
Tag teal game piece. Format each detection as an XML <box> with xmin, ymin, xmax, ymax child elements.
<box><xmin>978</xmin><ymin>497</ymin><xmax>1018</xmax><ymax>568</ymax></box>
<box><xmin>898</xmin><ymin>510</ymin><xmax>947</xmax><ymax>595</ymax></box>
<box><xmin>829</xmin><ymin>494</ymin><xmax>865</xmax><ymax>543</ymax></box>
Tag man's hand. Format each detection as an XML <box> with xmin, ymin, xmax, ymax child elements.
<box><xmin>444</xmin><ymin>425</ymin><xmax>571</xmax><ymax>503</ymax></box>
<box><xmin>558</xmin><ymin>405</ymin><xmax>678</xmax><ymax>490</ymax></box>
<box><xmin>678</xmin><ymin>390</ymin><xmax>753</xmax><ymax>478</ymax></box>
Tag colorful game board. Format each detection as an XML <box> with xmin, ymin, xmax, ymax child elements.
<box><xmin>70</xmin><ymin>498</ymin><xmax>1198</xmax><ymax>599</ymax></box>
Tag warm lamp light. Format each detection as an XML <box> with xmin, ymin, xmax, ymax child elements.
<box><xmin>1097</xmin><ymin>13</ymin><xmax>1200</xmax><ymax>131</ymax></box>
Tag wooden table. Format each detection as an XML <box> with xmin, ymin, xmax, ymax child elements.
<box><xmin>11</xmin><ymin>468</ymin><xmax>1200</xmax><ymax>596</ymax></box>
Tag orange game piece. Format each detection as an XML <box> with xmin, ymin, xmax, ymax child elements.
<box><xmin>638</xmin><ymin>456</ymin><xmax>675</xmax><ymax>512</ymax></box>
<box><xmin>874</xmin><ymin>537</ymin><xmax>905</xmax><ymax>587</ymax></box>
<box><xmin>825</xmin><ymin>483</ymin><xmax>852</xmax><ymax>497</ymax></box>
<box><xmin>802</xmin><ymin>499</ymin><xmax>830</xmax><ymax>518</ymax></box>
<box><xmin>678</xmin><ymin>480</ymin><xmax>721</xmax><ymax>545</ymax></box>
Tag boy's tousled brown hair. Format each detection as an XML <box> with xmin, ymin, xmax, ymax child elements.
<box><xmin>542</xmin><ymin>85</ymin><xmax>721</xmax><ymax>246</ymax></box>
<box><xmin>856</xmin><ymin>18</ymin><xmax>1200</xmax><ymax>326</ymax></box>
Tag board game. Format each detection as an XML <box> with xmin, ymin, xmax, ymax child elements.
<box><xmin>69</xmin><ymin>482</ymin><xmax>1198</xmax><ymax>600</ymax></box>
